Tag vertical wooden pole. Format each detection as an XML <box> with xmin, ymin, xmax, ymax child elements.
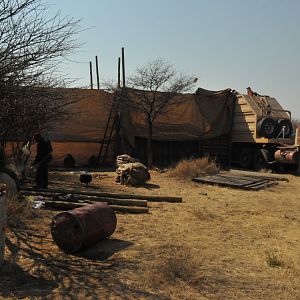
<box><xmin>0</xmin><ymin>185</ymin><xmax>6</xmax><ymax>267</ymax></box>
<box><xmin>95</xmin><ymin>56</ymin><xmax>100</xmax><ymax>90</ymax></box>
<box><xmin>118</xmin><ymin>57</ymin><xmax>121</xmax><ymax>88</ymax></box>
<box><xmin>121</xmin><ymin>47</ymin><xmax>126</xmax><ymax>88</ymax></box>
<box><xmin>89</xmin><ymin>61</ymin><xmax>93</xmax><ymax>89</ymax></box>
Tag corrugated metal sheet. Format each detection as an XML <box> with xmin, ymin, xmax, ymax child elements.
<box><xmin>134</xmin><ymin>135</ymin><xmax>230</xmax><ymax>166</ymax></box>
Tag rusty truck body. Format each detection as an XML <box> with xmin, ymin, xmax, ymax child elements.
<box><xmin>231</xmin><ymin>92</ymin><xmax>299</xmax><ymax>171</ymax></box>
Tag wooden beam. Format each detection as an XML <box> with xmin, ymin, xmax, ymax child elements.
<box><xmin>42</xmin><ymin>200</ymin><xmax>149</xmax><ymax>214</ymax></box>
<box><xmin>21</xmin><ymin>190</ymin><xmax>148</xmax><ymax>207</ymax></box>
<box><xmin>89</xmin><ymin>61</ymin><xmax>93</xmax><ymax>89</ymax></box>
<box><xmin>95</xmin><ymin>56</ymin><xmax>100</xmax><ymax>90</ymax></box>
<box><xmin>21</xmin><ymin>187</ymin><xmax>182</xmax><ymax>203</ymax></box>
<box><xmin>121</xmin><ymin>47</ymin><xmax>125</xmax><ymax>87</ymax></box>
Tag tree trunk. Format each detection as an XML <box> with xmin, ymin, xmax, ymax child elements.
<box><xmin>147</xmin><ymin>116</ymin><xmax>153</xmax><ymax>168</ymax></box>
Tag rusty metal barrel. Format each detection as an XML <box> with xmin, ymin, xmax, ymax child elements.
<box><xmin>51</xmin><ymin>202</ymin><xmax>117</xmax><ymax>253</ymax></box>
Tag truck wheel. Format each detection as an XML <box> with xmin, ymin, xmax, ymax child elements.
<box><xmin>257</xmin><ymin>118</ymin><xmax>277</xmax><ymax>138</ymax></box>
<box><xmin>276</xmin><ymin>119</ymin><xmax>293</xmax><ymax>138</ymax></box>
<box><xmin>253</xmin><ymin>149</ymin><xmax>271</xmax><ymax>171</ymax></box>
<box><xmin>239</xmin><ymin>148</ymin><xmax>253</xmax><ymax>169</ymax></box>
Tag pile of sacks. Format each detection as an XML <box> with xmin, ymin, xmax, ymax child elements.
<box><xmin>115</xmin><ymin>154</ymin><xmax>150</xmax><ymax>186</ymax></box>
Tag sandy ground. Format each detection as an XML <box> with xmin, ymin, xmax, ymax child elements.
<box><xmin>1</xmin><ymin>169</ymin><xmax>300</xmax><ymax>299</ymax></box>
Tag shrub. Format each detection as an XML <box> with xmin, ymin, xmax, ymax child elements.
<box><xmin>6</xmin><ymin>196</ymin><xmax>33</xmax><ymax>228</ymax></box>
<box><xmin>266</xmin><ymin>249</ymin><xmax>283</xmax><ymax>268</ymax></box>
<box><xmin>170</xmin><ymin>157</ymin><xmax>219</xmax><ymax>179</ymax></box>
<box><xmin>141</xmin><ymin>245</ymin><xmax>201</xmax><ymax>287</ymax></box>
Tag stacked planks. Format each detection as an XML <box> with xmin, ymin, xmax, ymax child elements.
<box><xmin>192</xmin><ymin>173</ymin><xmax>287</xmax><ymax>191</ymax></box>
<box><xmin>20</xmin><ymin>187</ymin><xmax>183</xmax><ymax>214</ymax></box>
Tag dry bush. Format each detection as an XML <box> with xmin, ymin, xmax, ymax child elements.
<box><xmin>193</xmin><ymin>207</ymin><xmax>219</xmax><ymax>221</ymax></box>
<box><xmin>141</xmin><ymin>245</ymin><xmax>203</xmax><ymax>288</ymax></box>
<box><xmin>170</xmin><ymin>157</ymin><xmax>219</xmax><ymax>179</ymax></box>
<box><xmin>265</xmin><ymin>249</ymin><xmax>284</xmax><ymax>268</ymax></box>
<box><xmin>6</xmin><ymin>196</ymin><xmax>33</xmax><ymax>228</ymax></box>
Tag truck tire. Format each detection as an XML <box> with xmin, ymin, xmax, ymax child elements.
<box><xmin>253</xmin><ymin>149</ymin><xmax>271</xmax><ymax>171</ymax></box>
<box><xmin>276</xmin><ymin>119</ymin><xmax>293</xmax><ymax>138</ymax></box>
<box><xmin>239</xmin><ymin>148</ymin><xmax>253</xmax><ymax>169</ymax></box>
<box><xmin>257</xmin><ymin>117</ymin><xmax>277</xmax><ymax>138</ymax></box>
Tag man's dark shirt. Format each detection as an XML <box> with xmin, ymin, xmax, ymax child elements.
<box><xmin>34</xmin><ymin>139</ymin><xmax>53</xmax><ymax>165</ymax></box>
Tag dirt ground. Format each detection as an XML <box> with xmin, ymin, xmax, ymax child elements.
<box><xmin>1</xmin><ymin>169</ymin><xmax>300</xmax><ymax>300</ymax></box>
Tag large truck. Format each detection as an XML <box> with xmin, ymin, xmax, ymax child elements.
<box><xmin>231</xmin><ymin>92</ymin><xmax>299</xmax><ymax>171</ymax></box>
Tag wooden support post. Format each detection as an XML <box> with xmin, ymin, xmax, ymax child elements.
<box><xmin>121</xmin><ymin>47</ymin><xmax>126</xmax><ymax>87</ymax></box>
<box><xmin>95</xmin><ymin>56</ymin><xmax>100</xmax><ymax>90</ymax></box>
<box><xmin>89</xmin><ymin>61</ymin><xmax>93</xmax><ymax>89</ymax></box>
<box><xmin>118</xmin><ymin>57</ymin><xmax>121</xmax><ymax>88</ymax></box>
<box><xmin>0</xmin><ymin>184</ymin><xmax>6</xmax><ymax>267</ymax></box>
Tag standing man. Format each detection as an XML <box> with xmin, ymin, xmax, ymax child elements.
<box><xmin>32</xmin><ymin>133</ymin><xmax>53</xmax><ymax>189</ymax></box>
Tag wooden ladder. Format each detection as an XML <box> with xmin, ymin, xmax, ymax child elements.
<box><xmin>97</xmin><ymin>96</ymin><xmax>119</xmax><ymax>165</ymax></box>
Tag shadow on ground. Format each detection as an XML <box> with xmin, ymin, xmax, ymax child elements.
<box><xmin>141</xmin><ymin>183</ymin><xmax>160</xmax><ymax>190</ymax></box>
<box><xmin>0</xmin><ymin>223</ymin><xmax>161</xmax><ymax>299</ymax></box>
<box><xmin>78</xmin><ymin>238</ymin><xmax>134</xmax><ymax>261</ymax></box>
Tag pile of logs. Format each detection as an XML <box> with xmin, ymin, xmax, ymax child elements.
<box><xmin>20</xmin><ymin>187</ymin><xmax>182</xmax><ymax>214</ymax></box>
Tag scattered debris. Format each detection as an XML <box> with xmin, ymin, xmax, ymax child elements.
<box><xmin>199</xmin><ymin>192</ymin><xmax>208</xmax><ymax>196</ymax></box>
<box><xmin>31</xmin><ymin>199</ymin><xmax>45</xmax><ymax>209</ymax></box>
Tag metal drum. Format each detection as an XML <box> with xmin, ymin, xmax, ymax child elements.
<box><xmin>51</xmin><ymin>202</ymin><xmax>117</xmax><ymax>253</ymax></box>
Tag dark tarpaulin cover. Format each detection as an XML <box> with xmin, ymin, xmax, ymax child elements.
<box><xmin>120</xmin><ymin>88</ymin><xmax>236</xmax><ymax>146</ymax></box>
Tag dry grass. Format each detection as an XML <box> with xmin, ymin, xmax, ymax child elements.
<box><xmin>170</xmin><ymin>156</ymin><xmax>219</xmax><ymax>179</ymax></box>
<box><xmin>1</xmin><ymin>170</ymin><xmax>300</xmax><ymax>299</ymax></box>
<box><xmin>6</xmin><ymin>196</ymin><xmax>33</xmax><ymax>228</ymax></box>
<box><xmin>143</xmin><ymin>245</ymin><xmax>201</xmax><ymax>285</ymax></box>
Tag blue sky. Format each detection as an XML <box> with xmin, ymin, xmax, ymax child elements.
<box><xmin>49</xmin><ymin>0</ymin><xmax>300</xmax><ymax>118</ymax></box>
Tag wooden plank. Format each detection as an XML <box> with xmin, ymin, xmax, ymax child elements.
<box><xmin>20</xmin><ymin>190</ymin><xmax>148</xmax><ymax>207</ymax></box>
<box><xmin>42</xmin><ymin>200</ymin><xmax>149</xmax><ymax>214</ymax></box>
<box><xmin>20</xmin><ymin>186</ymin><xmax>182</xmax><ymax>203</ymax></box>
<box><xmin>198</xmin><ymin>174</ymin><xmax>264</xmax><ymax>187</ymax></box>
<box><xmin>192</xmin><ymin>174</ymin><xmax>279</xmax><ymax>191</ymax></box>
<box><xmin>227</xmin><ymin>170</ymin><xmax>289</xmax><ymax>182</ymax></box>
<box><xmin>192</xmin><ymin>176</ymin><xmax>249</xmax><ymax>188</ymax></box>
<box><xmin>213</xmin><ymin>174</ymin><xmax>261</xmax><ymax>185</ymax></box>
<box><xmin>243</xmin><ymin>181</ymin><xmax>278</xmax><ymax>191</ymax></box>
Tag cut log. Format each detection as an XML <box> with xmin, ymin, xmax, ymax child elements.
<box><xmin>44</xmin><ymin>200</ymin><xmax>84</xmax><ymax>210</ymax></box>
<box><xmin>20</xmin><ymin>186</ymin><xmax>182</xmax><ymax>203</ymax></box>
<box><xmin>42</xmin><ymin>200</ymin><xmax>149</xmax><ymax>214</ymax></box>
<box><xmin>20</xmin><ymin>190</ymin><xmax>148</xmax><ymax>207</ymax></box>
<box><xmin>109</xmin><ymin>205</ymin><xmax>149</xmax><ymax>214</ymax></box>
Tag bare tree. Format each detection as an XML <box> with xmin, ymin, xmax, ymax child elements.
<box><xmin>0</xmin><ymin>0</ymin><xmax>80</xmax><ymax>148</ymax></box>
<box><xmin>119</xmin><ymin>58</ymin><xmax>197</xmax><ymax>167</ymax></box>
